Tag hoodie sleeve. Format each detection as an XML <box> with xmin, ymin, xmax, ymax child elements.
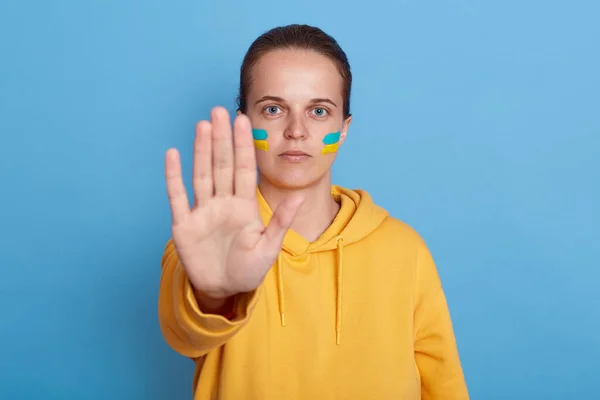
<box><xmin>413</xmin><ymin>239</ymin><xmax>469</xmax><ymax>400</ymax></box>
<box><xmin>158</xmin><ymin>239</ymin><xmax>260</xmax><ymax>359</ymax></box>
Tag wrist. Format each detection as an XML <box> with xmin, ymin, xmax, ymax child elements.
<box><xmin>193</xmin><ymin>289</ymin><xmax>235</xmax><ymax>318</ymax></box>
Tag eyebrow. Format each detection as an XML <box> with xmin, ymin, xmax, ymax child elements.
<box><xmin>254</xmin><ymin>95</ymin><xmax>338</xmax><ymax>108</ymax></box>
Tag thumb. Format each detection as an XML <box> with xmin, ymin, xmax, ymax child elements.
<box><xmin>260</xmin><ymin>194</ymin><xmax>304</xmax><ymax>254</ymax></box>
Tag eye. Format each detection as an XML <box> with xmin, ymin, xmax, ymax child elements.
<box><xmin>312</xmin><ymin>107</ymin><xmax>328</xmax><ymax>118</ymax></box>
<box><xmin>265</xmin><ymin>106</ymin><xmax>281</xmax><ymax>115</ymax></box>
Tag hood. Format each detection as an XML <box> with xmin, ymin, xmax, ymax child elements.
<box><xmin>256</xmin><ymin>185</ymin><xmax>389</xmax><ymax>344</ymax></box>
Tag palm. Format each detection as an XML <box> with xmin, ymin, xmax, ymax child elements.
<box><xmin>172</xmin><ymin>196</ymin><xmax>265</xmax><ymax>296</ymax></box>
<box><xmin>165</xmin><ymin>107</ymin><xmax>302</xmax><ymax>299</ymax></box>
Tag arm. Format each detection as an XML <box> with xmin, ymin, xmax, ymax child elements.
<box><xmin>158</xmin><ymin>109</ymin><xmax>301</xmax><ymax>359</ymax></box>
<box><xmin>413</xmin><ymin>239</ymin><xmax>469</xmax><ymax>399</ymax></box>
<box><xmin>158</xmin><ymin>239</ymin><xmax>260</xmax><ymax>358</ymax></box>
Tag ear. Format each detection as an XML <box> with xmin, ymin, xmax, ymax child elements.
<box><xmin>338</xmin><ymin>114</ymin><xmax>352</xmax><ymax>146</ymax></box>
<box><xmin>236</xmin><ymin>109</ymin><xmax>242</xmax><ymax>116</ymax></box>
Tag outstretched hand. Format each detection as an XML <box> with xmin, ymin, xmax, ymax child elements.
<box><xmin>164</xmin><ymin>107</ymin><xmax>303</xmax><ymax>300</ymax></box>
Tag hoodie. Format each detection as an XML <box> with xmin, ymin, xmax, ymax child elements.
<box><xmin>158</xmin><ymin>185</ymin><xmax>469</xmax><ymax>399</ymax></box>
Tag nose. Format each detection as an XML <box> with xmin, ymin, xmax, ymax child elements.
<box><xmin>283</xmin><ymin>114</ymin><xmax>308</xmax><ymax>141</ymax></box>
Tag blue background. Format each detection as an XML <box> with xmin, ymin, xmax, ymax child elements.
<box><xmin>1</xmin><ymin>0</ymin><xmax>598</xmax><ymax>398</ymax></box>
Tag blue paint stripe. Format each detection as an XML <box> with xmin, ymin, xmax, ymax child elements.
<box><xmin>322</xmin><ymin>131</ymin><xmax>341</xmax><ymax>145</ymax></box>
<box><xmin>252</xmin><ymin>128</ymin><xmax>268</xmax><ymax>140</ymax></box>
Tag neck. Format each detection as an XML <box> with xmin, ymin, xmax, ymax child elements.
<box><xmin>258</xmin><ymin>173</ymin><xmax>340</xmax><ymax>242</ymax></box>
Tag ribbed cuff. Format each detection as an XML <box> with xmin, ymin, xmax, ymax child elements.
<box><xmin>175</xmin><ymin>263</ymin><xmax>261</xmax><ymax>338</ymax></box>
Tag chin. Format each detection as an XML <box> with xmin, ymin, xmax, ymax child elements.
<box><xmin>260</xmin><ymin>168</ymin><xmax>328</xmax><ymax>191</ymax></box>
<box><xmin>256</xmin><ymin>154</ymin><xmax>334</xmax><ymax>190</ymax></box>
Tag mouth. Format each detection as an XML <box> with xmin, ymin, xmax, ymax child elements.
<box><xmin>278</xmin><ymin>149</ymin><xmax>312</xmax><ymax>162</ymax></box>
<box><xmin>280</xmin><ymin>150</ymin><xmax>310</xmax><ymax>157</ymax></box>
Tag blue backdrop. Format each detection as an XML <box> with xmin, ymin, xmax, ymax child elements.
<box><xmin>1</xmin><ymin>1</ymin><xmax>598</xmax><ymax>398</ymax></box>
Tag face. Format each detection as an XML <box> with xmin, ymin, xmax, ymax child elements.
<box><xmin>243</xmin><ymin>49</ymin><xmax>352</xmax><ymax>190</ymax></box>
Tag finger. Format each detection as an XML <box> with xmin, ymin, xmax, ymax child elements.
<box><xmin>233</xmin><ymin>114</ymin><xmax>258</xmax><ymax>199</ymax></box>
<box><xmin>261</xmin><ymin>195</ymin><xmax>304</xmax><ymax>255</ymax></box>
<box><xmin>211</xmin><ymin>107</ymin><xmax>234</xmax><ymax>196</ymax></box>
<box><xmin>192</xmin><ymin>120</ymin><xmax>213</xmax><ymax>206</ymax></box>
<box><xmin>165</xmin><ymin>148</ymin><xmax>191</xmax><ymax>225</ymax></box>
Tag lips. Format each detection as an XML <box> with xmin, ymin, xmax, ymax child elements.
<box><xmin>280</xmin><ymin>150</ymin><xmax>310</xmax><ymax>157</ymax></box>
<box><xmin>278</xmin><ymin>149</ymin><xmax>312</xmax><ymax>163</ymax></box>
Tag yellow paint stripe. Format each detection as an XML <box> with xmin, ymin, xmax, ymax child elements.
<box><xmin>254</xmin><ymin>140</ymin><xmax>268</xmax><ymax>151</ymax></box>
<box><xmin>321</xmin><ymin>143</ymin><xmax>339</xmax><ymax>154</ymax></box>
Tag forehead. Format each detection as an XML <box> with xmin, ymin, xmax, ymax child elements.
<box><xmin>249</xmin><ymin>49</ymin><xmax>343</xmax><ymax>101</ymax></box>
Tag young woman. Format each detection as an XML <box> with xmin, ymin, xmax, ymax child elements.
<box><xmin>159</xmin><ymin>24</ymin><xmax>469</xmax><ymax>399</ymax></box>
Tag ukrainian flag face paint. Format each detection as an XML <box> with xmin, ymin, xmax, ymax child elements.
<box><xmin>321</xmin><ymin>131</ymin><xmax>341</xmax><ymax>154</ymax></box>
<box><xmin>252</xmin><ymin>128</ymin><xmax>268</xmax><ymax>151</ymax></box>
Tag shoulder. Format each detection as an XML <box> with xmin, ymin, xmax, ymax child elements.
<box><xmin>373</xmin><ymin>214</ymin><xmax>429</xmax><ymax>251</ymax></box>
<box><xmin>374</xmin><ymin>215</ymin><xmax>442</xmax><ymax>293</ymax></box>
<box><xmin>336</xmin><ymin>185</ymin><xmax>431</xmax><ymax>254</ymax></box>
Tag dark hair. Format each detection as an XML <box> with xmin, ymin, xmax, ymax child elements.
<box><xmin>236</xmin><ymin>24</ymin><xmax>352</xmax><ymax>118</ymax></box>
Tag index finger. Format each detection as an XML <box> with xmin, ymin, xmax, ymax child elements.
<box><xmin>233</xmin><ymin>114</ymin><xmax>258</xmax><ymax>199</ymax></box>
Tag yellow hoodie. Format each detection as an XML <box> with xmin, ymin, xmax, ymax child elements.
<box><xmin>158</xmin><ymin>186</ymin><xmax>469</xmax><ymax>399</ymax></box>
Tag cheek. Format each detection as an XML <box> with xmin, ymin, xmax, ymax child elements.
<box><xmin>250</xmin><ymin>117</ymin><xmax>343</xmax><ymax>156</ymax></box>
<box><xmin>251</xmin><ymin>128</ymin><xmax>269</xmax><ymax>152</ymax></box>
<box><xmin>320</xmin><ymin>130</ymin><xmax>341</xmax><ymax>155</ymax></box>
<box><xmin>249</xmin><ymin>115</ymin><xmax>286</xmax><ymax>152</ymax></box>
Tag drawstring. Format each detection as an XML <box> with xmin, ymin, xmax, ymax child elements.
<box><xmin>275</xmin><ymin>238</ymin><xmax>345</xmax><ymax>345</ymax></box>
<box><xmin>277</xmin><ymin>253</ymin><xmax>286</xmax><ymax>326</ymax></box>
<box><xmin>336</xmin><ymin>237</ymin><xmax>344</xmax><ymax>345</ymax></box>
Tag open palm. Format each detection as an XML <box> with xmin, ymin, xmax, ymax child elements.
<box><xmin>164</xmin><ymin>107</ymin><xmax>302</xmax><ymax>300</ymax></box>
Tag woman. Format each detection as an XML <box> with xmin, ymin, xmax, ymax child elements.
<box><xmin>159</xmin><ymin>24</ymin><xmax>469</xmax><ymax>399</ymax></box>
